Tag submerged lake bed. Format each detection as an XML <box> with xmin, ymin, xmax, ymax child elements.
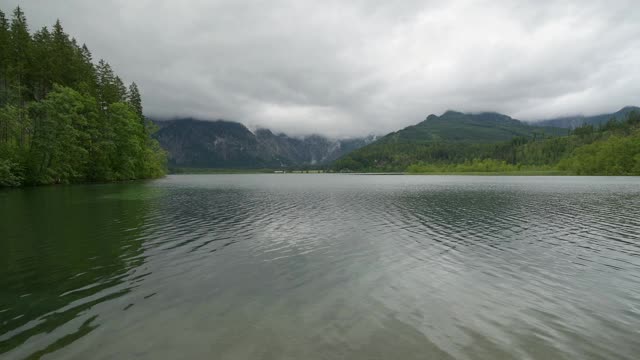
<box><xmin>1</xmin><ymin>174</ymin><xmax>640</xmax><ymax>359</ymax></box>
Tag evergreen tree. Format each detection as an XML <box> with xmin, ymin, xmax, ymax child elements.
<box><xmin>50</xmin><ymin>19</ymin><xmax>75</xmax><ymax>87</ymax></box>
<box><xmin>96</xmin><ymin>60</ymin><xmax>120</xmax><ymax>108</ymax></box>
<box><xmin>8</xmin><ymin>6</ymin><xmax>31</xmax><ymax>104</ymax></box>
<box><xmin>114</xmin><ymin>75</ymin><xmax>127</xmax><ymax>102</ymax></box>
<box><xmin>74</xmin><ymin>43</ymin><xmax>97</xmax><ymax>96</ymax></box>
<box><xmin>127</xmin><ymin>82</ymin><xmax>143</xmax><ymax>121</ymax></box>
<box><xmin>0</xmin><ymin>10</ymin><xmax>10</xmax><ymax>104</ymax></box>
<box><xmin>30</xmin><ymin>26</ymin><xmax>52</xmax><ymax>100</ymax></box>
<box><xmin>0</xmin><ymin>6</ymin><xmax>166</xmax><ymax>186</ymax></box>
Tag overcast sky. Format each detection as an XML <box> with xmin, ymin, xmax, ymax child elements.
<box><xmin>5</xmin><ymin>0</ymin><xmax>640</xmax><ymax>137</ymax></box>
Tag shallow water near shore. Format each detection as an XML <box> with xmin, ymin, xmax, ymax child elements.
<box><xmin>1</xmin><ymin>174</ymin><xmax>640</xmax><ymax>359</ymax></box>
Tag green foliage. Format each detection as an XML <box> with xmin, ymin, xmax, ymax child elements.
<box><xmin>559</xmin><ymin>130</ymin><xmax>640</xmax><ymax>175</ymax></box>
<box><xmin>0</xmin><ymin>158</ymin><xmax>22</xmax><ymax>186</ymax></box>
<box><xmin>335</xmin><ymin>111</ymin><xmax>640</xmax><ymax>175</ymax></box>
<box><xmin>96</xmin><ymin>60</ymin><xmax>125</xmax><ymax>107</ymax></box>
<box><xmin>0</xmin><ymin>7</ymin><xmax>166</xmax><ymax>186</ymax></box>
<box><xmin>556</xmin><ymin>112</ymin><xmax>640</xmax><ymax>175</ymax></box>
<box><xmin>406</xmin><ymin>159</ymin><xmax>555</xmax><ymax>174</ymax></box>
<box><xmin>140</xmin><ymin>120</ymin><xmax>167</xmax><ymax>178</ymax></box>
<box><xmin>108</xmin><ymin>102</ymin><xmax>145</xmax><ymax>180</ymax></box>
<box><xmin>0</xmin><ymin>11</ymin><xmax>12</xmax><ymax>104</ymax></box>
<box><xmin>27</xmin><ymin>85</ymin><xmax>90</xmax><ymax>184</ymax></box>
<box><xmin>379</xmin><ymin>111</ymin><xmax>565</xmax><ymax>144</ymax></box>
<box><xmin>333</xmin><ymin>111</ymin><xmax>569</xmax><ymax>172</ymax></box>
<box><xmin>407</xmin><ymin>159</ymin><xmax>513</xmax><ymax>173</ymax></box>
<box><xmin>127</xmin><ymin>82</ymin><xmax>143</xmax><ymax>120</ymax></box>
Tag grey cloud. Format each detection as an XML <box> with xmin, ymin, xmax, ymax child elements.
<box><xmin>6</xmin><ymin>0</ymin><xmax>640</xmax><ymax>137</ymax></box>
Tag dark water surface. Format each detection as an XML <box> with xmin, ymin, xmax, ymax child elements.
<box><xmin>1</xmin><ymin>175</ymin><xmax>640</xmax><ymax>359</ymax></box>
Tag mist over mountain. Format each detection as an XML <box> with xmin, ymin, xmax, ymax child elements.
<box><xmin>153</xmin><ymin>119</ymin><xmax>375</xmax><ymax>169</ymax></box>
<box><xmin>530</xmin><ymin>107</ymin><xmax>640</xmax><ymax>129</ymax></box>
<box><xmin>153</xmin><ymin>106</ymin><xmax>639</xmax><ymax>169</ymax></box>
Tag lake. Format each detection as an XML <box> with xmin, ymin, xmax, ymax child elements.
<box><xmin>1</xmin><ymin>175</ymin><xmax>640</xmax><ymax>359</ymax></box>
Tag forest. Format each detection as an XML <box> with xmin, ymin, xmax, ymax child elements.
<box><xmin>0</xmin><ymin>7</ymin><xmax>166</xmax><ymax>186</ymax></box>
<box><xmin>334</xmin><ymin>112</ymin><xmax>640</xmax><ymax>175</ymax></box>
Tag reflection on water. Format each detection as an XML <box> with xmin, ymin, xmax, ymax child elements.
<box><xmin>0</xmin><ymin>184</ymin><xmax>157</xmax><ymax>359</ymax></box>
<box><xmin>1</xmin><ymin>175</ymin><xmax>640</xmax><ymax>359</ymax></box>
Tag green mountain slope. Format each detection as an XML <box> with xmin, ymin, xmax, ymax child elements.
<box><xmin>382</xmin><ymin>111</ymin><xmax>566</xmax><ymax>144</ymax></box>
<box><xmin>333</xmin><ymin>111</ymin><xmax>566</xmax><ymax>172</ymax></box>
<box><xmin>333</xmin><ymin>110</ymin><xmax>640</xmax><ymax>174</ymax></box>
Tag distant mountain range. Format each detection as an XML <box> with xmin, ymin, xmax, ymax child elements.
<box><xmin>153</xmin><ymin>107</ymin><xmax>638</xmax><ymax>169</ymax></box>
<box><xmin>530</xmin><ymin>106</ymin><xmax>639</xmax><ymax>129</ymax></box>
<box><xmin>153</xmin><ymin>118</ymin><xmax>375</xmax><ymax>168</ymax></box>
<box><xmin>334</xmin><ymin>106</ymin><xmax>640</xmax><ymax>172</ymax></box>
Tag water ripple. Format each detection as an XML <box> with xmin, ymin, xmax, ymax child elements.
<box><xmin>1</xmin><ymin>175</ymin><xmax>640</xmax><ymax>359</ymax></box>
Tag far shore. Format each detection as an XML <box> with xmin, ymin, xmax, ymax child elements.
<box><xmin>169</xmin><ymin>168</ymin><xmax>588</xmax><ymax>176</ymax></box>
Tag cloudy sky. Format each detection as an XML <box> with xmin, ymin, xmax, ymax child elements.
<box><xmin>6</xmin><ymin>0</ymin><xmax>640</xmax><ymax>137</ymax></box>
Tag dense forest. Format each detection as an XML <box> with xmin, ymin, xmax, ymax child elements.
<box><xmin>0</xmin><ymin>7</ymin><xmax>166</xmax><ymax>186</ymax></box>
<box><xmin>334</xmin><ymin>111</ymin><xmax>640</xmax><ymax>175</ymax></box>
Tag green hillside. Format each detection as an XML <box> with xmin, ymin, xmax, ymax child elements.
<box><xmin>333</xmin><ymin>110</ymin><xmax>640</xmax><ymax>174</ymax></box>
<box><xmin>381</xmin><ymin>111</ymin><xmax>566</xmax><ymax>144</ymax></box>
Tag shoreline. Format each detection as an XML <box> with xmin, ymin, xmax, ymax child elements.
<box><xmin>167</xmin><ymin>170</ymin><xmax>625</xmax><ymax>176</ymax></box>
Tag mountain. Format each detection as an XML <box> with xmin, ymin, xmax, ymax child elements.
<box><xmin>153</xmin><ymin>108</ymin><xmax>639</xmax><ymax>171</ymax></box>
<box><xmin>332</xmin><ymin>110</ymin><xmax>567</xmax><ymax>172</ymax></box>
<box><xmin>531</xmin><ymin>106</ymin><xmax>640</xmax><ymax>129</ymax></box>
<box><xmin>378</xmin><ymin>110</ymin><xmax>566</xmax><ymax>144</ymax></box>
<box><xmin>153</xmin><ymin>118</ymin><xmax>375</xmax><ymax>169</ymax></box>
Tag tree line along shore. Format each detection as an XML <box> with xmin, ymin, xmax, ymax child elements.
<box><xmin>0</xmin><ymin>7</ymin><xmax>166</xmax><ymax>187</ymax></box>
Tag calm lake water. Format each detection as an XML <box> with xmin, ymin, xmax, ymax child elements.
<box><xmin>1</xmin><ymin>175</ymin><xmax>640</xmax><ymax>359</ymax></box>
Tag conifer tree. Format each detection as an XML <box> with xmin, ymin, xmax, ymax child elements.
<box><xmin>0</xmin><ymin>10</ymin><xmax>10</xmax><ymax>104</ymax></box>
<box><xmin>50</xmin><ymin>19</ymin><xmax>74</xmax><ymax>87</ymax></box>
<box><xmin>128</xmin><ymin>82</ymin><xmax>143</xmax><ymax>121</ymax></box>
<box><xmin>114</xmin><ymin>75</ymin><xmax>127</xmax><ymax>102</ymax></box>
<box><xmin>9</xmin><ymin>7</ymin><xmax>31</xmax><ymax>104</ymax></box>
<box><xmin>96</xmin><ymin>60</ymin><xmax>121</xmax><ymax>108</ymax></box>
<box><xmin>0</xmin><ymin>6</ymin><xmax>166</xmax><ymax>186</ymax></box>
<box><xmin>31</xmin><ymin>26</ymin><xmax>51</xmax><ymax>100</ymax></box>
<box><xmin>76</xmin><ymin>43</ymin><xmax>97</xmax><ymax>96</ymax></box>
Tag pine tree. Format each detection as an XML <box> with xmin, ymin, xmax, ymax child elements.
<box><xmin>31</xmin><ymin>26</ymin><xmax>52</xmax><ymax>100</ymax></box>
<box><xmin>0</xmin><ymin>6</ymin><xmax>166</xmax><ymax>186</ymax></box>
<box><xmin>96</xmin><ymin>60</ymin><xmax>120</xmax><ymax>108</ymax></box>
<box><xmin>76</xmin><ymin>44</ymin><xmax>97</xmax><ymax>96</ymax></box>
<box><xmin>50</xmin><ymin>19</ymin><xmax>71</xmax><ymax>85</ymax></box>
<box><xmin>128</xmin><ymin>82</ymin><xmax>143</xmax><ymax>121</ymax></box>
<box><xmin>0</xmin><ymin>10</ymin><xmax>10</xmax><ymax>104</ymax></box>
<box><xmin>114</xmin><ymin>75</ymin><xmax>127</xmax><ymax>102</ymax></box>
<box><xmin>9</xmin><ymin>6</ymin><xmax>31</xmax><ymax>104</ymax></box>
<box><xmin>8</xmin><ymin>6</ymin><xmax>33</xmax><ymax>148</ymax></box>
